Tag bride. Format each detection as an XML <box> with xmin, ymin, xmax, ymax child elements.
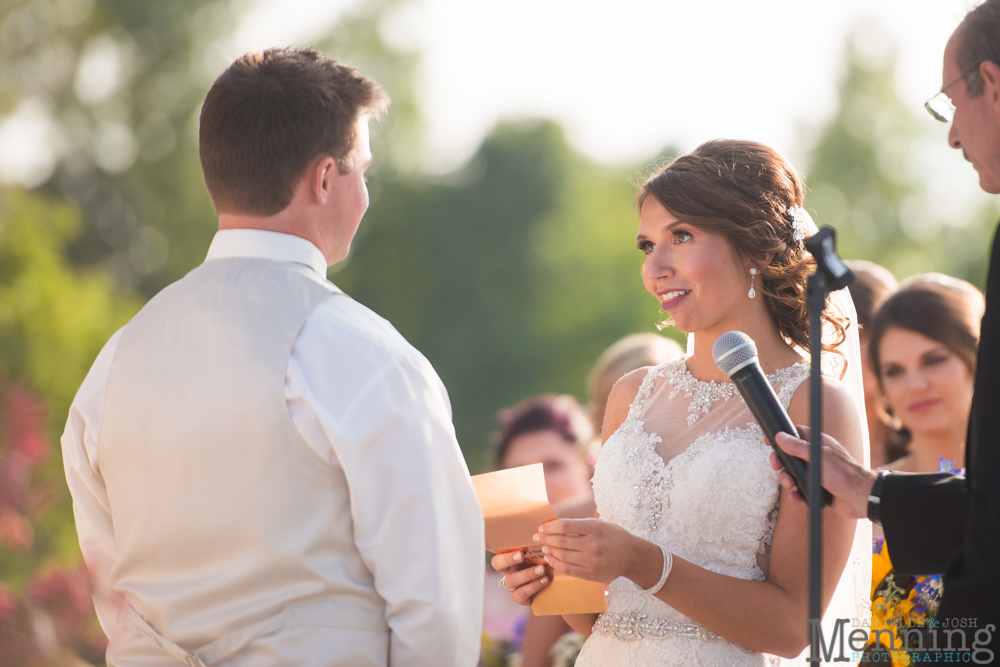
<box><xmin>494</xmin><ymin>139</ymin><xmax>871</xmax><ymax>665</ymax></box>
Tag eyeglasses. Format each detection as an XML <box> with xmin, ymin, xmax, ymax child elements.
<box><xmin>925</xmin><ymin>93</ymin><xmax>955</xmax><ymax>123</ymax></box>
<box><xmin>924</xmin><ymin>73</ymin><xmax>965</xmax><ymax>123</ymax></box>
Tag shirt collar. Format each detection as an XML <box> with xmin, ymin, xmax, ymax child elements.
<box><xmin>205</xmin><ymin>229</ymin><xmax>328</xmax><ymax>278</ymax></box>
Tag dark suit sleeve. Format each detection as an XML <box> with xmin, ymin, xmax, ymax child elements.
<box><xmin>880</xmin><ymin>471</ymin><xmax>969</xmax><ymax>575</ymax></box>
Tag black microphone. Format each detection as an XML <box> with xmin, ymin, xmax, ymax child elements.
<box><xmin>712</xmin><ymin>331</ymin><xmax>832</xmax><ymax>508</ymax></box>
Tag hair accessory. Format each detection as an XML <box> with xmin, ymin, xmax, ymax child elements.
<box><xmin>787</xmin><ymin>206</ymin><xmax>812</xmax><ymax>251</ymax></box>
<box><xmin>748</xmin><ymin>267</ymin><xmax>757</xmax><ymax>299</ymax></box>
<box><xmin>643</xmin><ymin>544</ymin><xmax>673</xmax><ymax>595</ymax></box>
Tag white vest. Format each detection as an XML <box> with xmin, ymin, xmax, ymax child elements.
<box><xmin>100</xmin><ymin>258</ymin><xmax>390</xmax><ymax>666</ymax></box>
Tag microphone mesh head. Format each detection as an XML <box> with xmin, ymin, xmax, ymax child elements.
<box><xmin>712</xmin><ymin>331</ymin><xmax>759</xmax><ymax>377</ymax></box>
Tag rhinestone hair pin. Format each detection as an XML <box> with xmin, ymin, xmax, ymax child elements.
<box><xmin>787</xmin><ymin>206</ymin><xmax>812</xmax><ymax>252</ymax></box>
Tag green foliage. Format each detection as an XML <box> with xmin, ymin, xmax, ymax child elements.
<box><xmin>336</xmin><ymin>120</ymin><xmax>679</xmax><ymax>470</ymax></box>
<box><xmin>0</xmin><ymin>187</ymin><xmax>138</xmax><ymax>580</ymax></box>
<box><xmin>804</xmin><ymin>27</ymin><xmax>998</xmax><ymax>288</ymax></box>
<box><xmin>0</xmin><ymin>189</ymin><xmax>138</xmax><ymax>415</ymax></box>
<box><xmin>0</xmin><ymin>0</ymin><xmax>226</xmax><ymax>293</ymax></box>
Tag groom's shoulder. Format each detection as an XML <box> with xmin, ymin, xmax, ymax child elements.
<box><xmin>308</xmin><ymin>292</ymin><xmax>431</xmax><ymax>373</ymax></box>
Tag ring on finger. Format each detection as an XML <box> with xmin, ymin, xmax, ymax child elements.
<box><xmin>499</xmin><ymin>576</ymin><xmax>516</xmax><ymax>592</ymax></box>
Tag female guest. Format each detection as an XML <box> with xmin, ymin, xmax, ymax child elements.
<box><xmin>493</xmin><ymin>140</ymin><xmax>870</xmax><ymax>665</ymax></box>
<box><xmin>484</xmin><ymin>395</ymin><xmax>595</xmax><ymax>667</ymax></box>
<box><xmin>865</xmin><ymin>275</ymin><xmax>983</xmax><ymax>652</ymax></box>
<box><xmin>493</xmin><ymin>395</ymin><xmax>595</xmax><ymax>510</ymax></box>
<box><xmin>870</xmin><ymin>274</ymin><xmax>983</xmax><ymax>476</ymax></box>
<box><xmin>845</xmin><ymin>260</ymin><xmax>902</xmax><ymax>469</ymax></box>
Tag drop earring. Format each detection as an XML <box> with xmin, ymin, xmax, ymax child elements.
<box><xmin>748</xmin><ymin>268</ymin><xmax>757</xmax><ymax>299</ymax></box>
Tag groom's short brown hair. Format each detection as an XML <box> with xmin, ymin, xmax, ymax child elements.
<box><xmin>199</xmin><ymin>48</ymin><xmax>388</xmax><ymax>216</ymax></box>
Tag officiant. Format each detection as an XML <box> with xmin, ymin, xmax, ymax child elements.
<box><xmin>60</xmin><ymin>48</ymin><xmax>484</xmax><ymax>667</ymax></box>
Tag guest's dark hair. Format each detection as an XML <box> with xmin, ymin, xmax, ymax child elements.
<box><xmin>199</xmin><ymin>47</ymin><xmax>389</xmax><ymax>216</ymax></box>
<box><xmin>869</xmin><ymin>274</ymin><xmax>984</xmax><ymax>382</ymax></box>
<box><xmin>845</xmin><ymin>260</ymin><xmax>898</xmax><ymax>332</ymax></box>
<box><xmin>492</xmin><ymin>395</ymin><xmax>594</xmax><ymax>469</ymax></box>
<box><xmin>958</xmin><ymin>0</ymin><xmax>1000</xmax><ymax>97</ymax></box>
<box><xmin>638</xmin><ymin>139</ymin><xmax>848</xmax><ymax>357</ymax></box>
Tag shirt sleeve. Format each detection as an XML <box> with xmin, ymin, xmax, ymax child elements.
<box><xmin>286</xmin><ymin>307</ymin><xmax>485</xmax><ymax>667</ymax></box>
<box><xmin>60</xmin><ymin>328</ymin><xmax>128</xmax><ymax>640</ymax></box>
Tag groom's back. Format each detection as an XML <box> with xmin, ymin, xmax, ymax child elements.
<box><xmin>99</xmin><ymin>258</ymin><xmax>389</xmax><ymax>658</ymax></box>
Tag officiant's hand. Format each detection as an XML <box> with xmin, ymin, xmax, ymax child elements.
<box><xmin>534</xmin><ymin>518</ymin><xmax>663</xmax><ymax>589</ymax></box>
<box><xmin>491</xmin><ymin>551</ymin><xmax>551</xmax><ymax>606</ymax></box>
<box><xmin>769</xmin><ymin>425</ymin><xmax>876</xmax><ymax>521</ymax></box>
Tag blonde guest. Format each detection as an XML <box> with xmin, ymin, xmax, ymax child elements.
<box><xmin>587</xmin><ymin>333</ymin><xmax>685</xmax><ymax>439</ymax></box>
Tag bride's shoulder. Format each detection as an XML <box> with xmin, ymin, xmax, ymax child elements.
<box><xmin>600</xmin><ymin>360</ymin><xmax>681</xmax><ymax>441</ymax></box>
<box><xmin>786</xmin><ymin>373</ymin><xmax>864</xmax><ymax>458</ymax></box>
<box><xmin>609</xmin><ymin>358</ymin><xmax>685</xmax><ymax>403</ymax></box>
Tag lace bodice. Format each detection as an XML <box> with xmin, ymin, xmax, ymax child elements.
<box><xmin>576</xmin><ymin>357</ymin><xmax>810</xmax><ymax>667</ymax></box>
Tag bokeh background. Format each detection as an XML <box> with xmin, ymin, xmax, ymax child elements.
<box><xmin>0</xmin><ymin>0</ymin><xmax>996</xmax><ymax>663</ymax></box>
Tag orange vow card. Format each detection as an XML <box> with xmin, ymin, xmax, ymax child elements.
<box><xmin>471</xmin><ymin>463</ymin><xmax>608</xmax><ymax>616</ymax></box>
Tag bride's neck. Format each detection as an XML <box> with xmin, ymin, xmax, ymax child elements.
<box><xmin>686</xmin><ymin>319</ymin><xmax>801</xmax><ymax>383</ymax></box>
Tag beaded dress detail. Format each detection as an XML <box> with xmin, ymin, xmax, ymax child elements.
<box><xmin>575</xmin><ymin>357</ymin><xmax>810</xmax><ymax>667</ymax></box>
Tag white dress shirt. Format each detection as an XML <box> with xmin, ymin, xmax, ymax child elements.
<box><xmin>61</xmin><ymin>229</ymin><xmax>485</xmax><ymax>666</ymax></box>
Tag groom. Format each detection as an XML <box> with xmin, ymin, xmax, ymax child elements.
<box><xmin>774</xmin><ymin>1</ymin><xmax>1000</xmax><ymax>659</ymax></box>
<box><xmin>61</xmin><ymin>48</ymin><xmax>484</xmax><ymax>666</ymax></box>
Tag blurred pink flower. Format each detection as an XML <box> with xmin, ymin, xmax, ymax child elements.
<box><xmin>26</xmin><ymin>563</ymin><xmax>108</xmax><ymax>662</ymax></box>
<box><xmin>0</xmin><ymin>505</ymin><xmax>34</xmax><ymax>552</ymax></box>
<box><xmin>6</xmin><ymin>384</ymin><xmax>48</xmax><ymax>465</ymax></box>
<box><xmin>0</xmin><ymin>582</ymin><xmax>41</xmax><ymax>667</ymax></box>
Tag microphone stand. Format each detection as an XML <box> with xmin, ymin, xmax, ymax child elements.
<box><xmin>803</xmin><ymin>227</ymin><xmax>855</xmax><ymax>663</ymax></box>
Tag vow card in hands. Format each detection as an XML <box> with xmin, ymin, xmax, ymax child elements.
<box><xmin>472</xmin><ymin>463</ymin><xmax>607</xmax><ymax>616</ymax></box>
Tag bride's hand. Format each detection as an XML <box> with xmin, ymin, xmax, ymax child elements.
<box><xmin>490</xmin><ymin>551</ymin><xmax>551</xmax><ymax>606</ymax></box>
<box><xmin>535</xmin><ymin>518</ymin><xmax>662</xmax><ymax>588</ymax></box>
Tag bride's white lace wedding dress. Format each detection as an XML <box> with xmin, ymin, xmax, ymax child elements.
<box><xmin>575</xmin><ymin>357</ymin><xmax>811</xmax><ymax>666</ymax></box>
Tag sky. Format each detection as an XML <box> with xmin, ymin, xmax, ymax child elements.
<box><xmin>222</xmin><ymin>0</ymin><xmax>995</xmax><ymax>220</ymax></box>
<box><xmin>228</xmin><ymin>0</ymin><xmax>967</xmax><ymax>163</ymax></box>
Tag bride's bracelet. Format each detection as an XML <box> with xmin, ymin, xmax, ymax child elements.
<box><xmin>642</xmin><ymin>544</ymin><xmax>673</xmax><ymax>595</ymax></box>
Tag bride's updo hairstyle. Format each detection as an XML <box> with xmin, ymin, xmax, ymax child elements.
<box><xmin>638</xmin><ymin>139</ymin><xmax>847</xmax><ymax>355</ymax></box>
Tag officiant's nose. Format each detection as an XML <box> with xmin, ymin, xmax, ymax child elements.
<box><xmin>950</xmin><ymin>123</ymin><xmax>964</xmax><ymax>152</ymax></box>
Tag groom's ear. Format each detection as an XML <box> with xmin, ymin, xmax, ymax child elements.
<box><xmin>310</xmin><ymin>156</ymin><xmax>338</xmax><ymax>205</ymax></box>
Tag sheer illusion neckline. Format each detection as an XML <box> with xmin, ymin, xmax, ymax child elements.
<box><xmin>651</xmin><ymin>357</ymin><xmax>810</xmax><ymax>426</ymax></box>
